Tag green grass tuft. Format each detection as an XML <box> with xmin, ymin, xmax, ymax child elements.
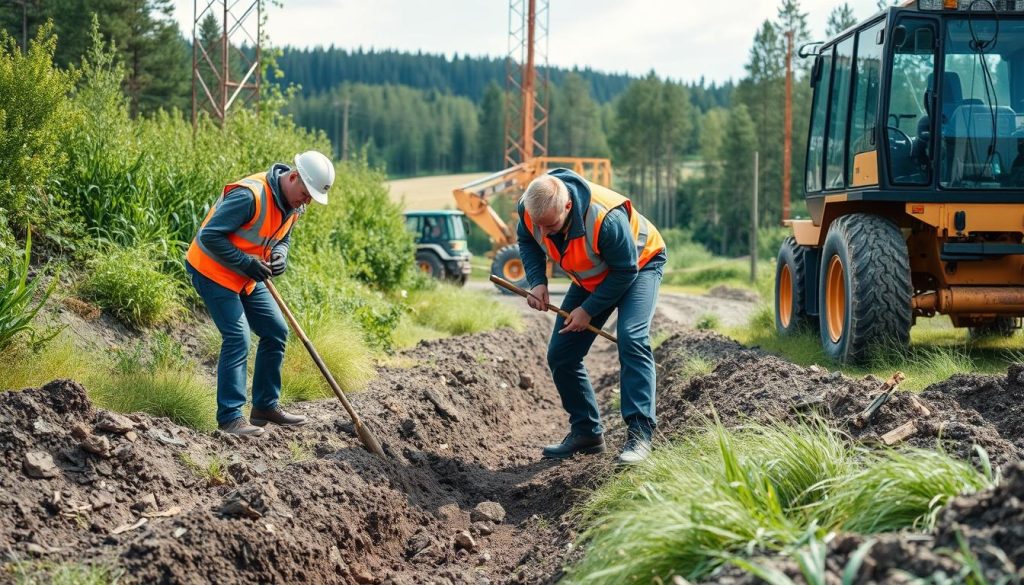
<box><xmin>9</xmin><ymin>561</ymin><xmax>122</xmax><ymax>585</ymax></box>
<box><xmin>567</xmin><ymin>419</ymin><xmax>990</xmax><ymax>584</ymax></box>
<box><xmin>405</xmin><ymin>284</ymin><xmax>521</xmax><ymax>336</ymax></box>
<box><xmin>696</xmin><ymin>313</ymin><xmax>720</xmax><ymax>330</ymax></box>
<box><xmin>90</xmin><ymin>368</ymin><xmax>216</xmax><ymax>431</ymax></box>
<box><xmin>79</xmin><ymin>245</ymin><xmax>181</xmax><ymax>328</ymax></box>
<box><xmin>679</xmin><ymin>355</ymin><xmax>716</xmax><ymax>381</ymax></box>
<box><xmin>0</xmin><ymin>332</ymin><xmax>99</xmax><ymax>391</ymax></box>
<box><xmin>280</xmin><ymin>316</ymin><xmax>376</xmax><ymax>402</ymax></box>
<box><xmin>178</xmin><ymin>452</ymin><xmax>230</xmax><ymax>486</ymax></box>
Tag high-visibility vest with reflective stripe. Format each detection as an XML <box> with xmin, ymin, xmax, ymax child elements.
<box><xmin>186</xmin><ymin>172</ymin><xmax>298</xmax><ymax>294</ymax></box>
<box><xmin>521</xmin><ymin>182</ymin><xmax>665</xmax><ymax>293</ymax></box>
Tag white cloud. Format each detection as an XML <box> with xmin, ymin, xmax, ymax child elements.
<box><xmin>171</xmin><ymin>0</ymin><xmax>884</xmax><ymax>83</ymax></box>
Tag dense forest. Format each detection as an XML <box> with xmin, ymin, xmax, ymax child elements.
<box><xmin>2</xmin><ymin>0</ymin><xmax>891</xmax><ymax>255</ymax></box>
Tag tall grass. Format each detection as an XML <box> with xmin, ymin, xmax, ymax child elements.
<box><xmin>90</xmin><ymin>368</ymin><xmax>216</xmax><ymax>431</ymax></box>
<box><xmin>280</xmin><ymin>316</ymin><xmax>376</xmax><ymax>402</ymax></box>
<box><xmin>0</xmin><ymin>233</ymin><xmax>58</xmax><ymax>350</ymax></box>
<box><xmin>79</xmin><ymin>244</ymin><xmax>182</xmax><ymax>327</ymax></box>
<box><xmin>568</xmin><ymin>419</ymin><xmax>991</xmax><ymax>583</ymax></box>
<box><xmin>405</xmin><ymin>284</ymin><xmax>521</xmax><ymax>336</ymax></box>
<box><xmin>0</xmin><ymin>333</ymin><xmax>98</xmax><ymax>391</ymax></box>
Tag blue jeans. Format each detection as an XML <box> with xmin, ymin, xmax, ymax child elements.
<box><xmin>547</xmin><ymin>263</ymin><xmax>663</xmax><ymax>439</ymax></box>
<box><xmin>187</xmin><ymin>264</ymin><xmax>288</xmax><ymax>425</ymax></box>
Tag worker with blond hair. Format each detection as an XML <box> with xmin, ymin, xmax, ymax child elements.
<box><xmin>518</xmin><ymin>168</ymin><xmax>666</xmax><ymax>464</ymax></box>
<box><xmin>185</xmin><ymin>151</ymin><xmax>335</xmax><ymax>436</ymax></box>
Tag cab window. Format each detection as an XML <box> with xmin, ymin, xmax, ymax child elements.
<box><xmin>886</xmin><ymin>19</ymin><xmax>936</xmax><ymax>185</ymax></box>
<box><xmin>826</xmin><ymin>36</ymin><xmax>855</xmax><ymax>189</ymax></box>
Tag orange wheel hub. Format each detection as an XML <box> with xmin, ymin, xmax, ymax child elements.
<box><xmin>779</xmin><ymin>264</ymin><xmax>793</xmax><ymax>328</ymax></box>
<box><xmin>503</xmin><ymin>259</ymin><xmax>524</xmax><ymax>281</ymax></box>
<box><xmin>825</xmin><ymin>255</ymin><xmax>846</xmax><ymax>343</ymax></box>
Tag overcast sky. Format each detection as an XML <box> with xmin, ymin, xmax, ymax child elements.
<box><xmin>170</xmin><ymin>0</ymin><xmax>884</xmax><ymax>84</ymax></box>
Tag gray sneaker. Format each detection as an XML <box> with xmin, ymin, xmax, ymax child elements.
<box><xmin>219</xmin><ymin>417</ymin><xmax>266</xmax><ymax>436</ymax></box>
<box><xmin>617</xmin><ymin>434</ymin><xmax>651</xmax><ymax>465</ymax></box>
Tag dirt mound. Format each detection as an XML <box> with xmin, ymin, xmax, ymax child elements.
<box><xmin>655</xmin><ymin>331</ymin><xmax>1019</xmax><ymax>465</ymax></box>
<box><xmin>922</xmin><ymin>365</ymin><xmax>1024</xmax><ymax>453</ymax></box>
<box><xmin>0</xmin><ymin>317</ymin><xmax>616</xmax><ymax>584</ymax></box>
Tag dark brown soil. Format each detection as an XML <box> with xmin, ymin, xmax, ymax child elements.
<box><xmin>0</xmin><ymin>316</ymin><xmax>621</xmax><ymax>584</ymax></box>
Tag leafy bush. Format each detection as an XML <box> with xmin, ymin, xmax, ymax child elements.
<box><xmin>280</xmin><ymin>316</ymin><xmax>376</xmax><ymax>402</ymax></box>
<box><xmin>0</xmin><ymin>233</ymin><xmax>58</xmax><ymax>350</ymax></box>
<box><xmin>0</xmin><ymin>24</ymin><xmax>79</xmax><ymax>241</ymax></box>
<box><xmin>79</xmin><ymin>245</ymin><xmax>181</xmax><ymax>327</ymax></box>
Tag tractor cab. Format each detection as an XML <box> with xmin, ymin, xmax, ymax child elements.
<box><xmin>778</xmin><ymin>0</ymin><xmax>1024</xmax><ymax>363</ymax></box>
<box><xmin>403</xmin><ymin>210</ymin><xmax>472</xmax><ymax>285</ymax></box>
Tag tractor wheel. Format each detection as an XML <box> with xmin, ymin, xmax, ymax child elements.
<box><xmin>818</xmin><ymin>214</ymin><xmax>912</xmax><ymax>364</ymax></box>
<box><xmin>491</xmin><ymin>245</ymin><xmax>528</xmax><ymax>294</ymax></box>
<box><xmin>415</xmin><ymin>251</ymin><xmax>445</xmax><ymax>280</ymax></box>
<box><xmin>775</xmin><ymin>236</ymin><xmax>815</xmax><ymax>335</ymax></box>
<box><xmin>969</xmin><ymin>317</ymin><xmax>1018</xmax><ymax>340</ymax></box>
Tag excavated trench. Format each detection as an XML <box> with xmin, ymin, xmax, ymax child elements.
<box><xmin>4</xmin><ymin>310</ymin><xmax>1024</xmax><ymax>583</ymax></box>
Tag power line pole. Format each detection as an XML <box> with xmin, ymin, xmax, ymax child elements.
<box><xmin>783</xmin><ymin>29</ymin><xmax>794</xmax><ymax>223</ymax></box>
<box><xmin>752</xmin><ymin>151</ymin><xmax>759</xmax><ymax>283</ymax></box>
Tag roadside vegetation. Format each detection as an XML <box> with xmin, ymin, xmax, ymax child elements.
<box><xmin>0</xmin><ymin>25</ymin><xmax>520</xmax><ymax>429</ymax></box>
<box><xmin>730</xmin><ymin>304</ymin><xmax>1024</xmax><ymax>392</ymax></box>
<box><xmin>568</xmin><ymin>419</ymin><xmax>993</xmax><ymax>583</ymax></box>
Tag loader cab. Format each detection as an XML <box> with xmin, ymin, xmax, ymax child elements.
<box><xmin>403</xmin><ymin>211</ymin><xmax>472</xmax><ymax>285</ymax></box>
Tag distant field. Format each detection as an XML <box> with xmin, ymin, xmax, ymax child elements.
<box><xmin>387</xmin><ymin>172</ymin><xmax>488</xmax><ymax>211</ymax></box>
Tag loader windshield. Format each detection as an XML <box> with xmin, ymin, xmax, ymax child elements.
<box><xmin>938</xmin><ymin>17</ymin><xmax>1024</xmax><ymax>189</ymax></box>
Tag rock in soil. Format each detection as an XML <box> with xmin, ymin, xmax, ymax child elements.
<box><xmin>23</xmin><ymin>451</ymin><xmax>58</xmax><ymax>479</ymax></box>
<box><xmin>471</xmin><ymin>501</ymin><xmax>506</xmax><ymax>524</ymax></box>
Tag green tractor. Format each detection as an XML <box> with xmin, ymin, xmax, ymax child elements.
<box><xmin>403</xmin><ymin>210</ymin><xmax>472</xmax><ymax>285</ymax></box>
<box><xmin>777</xmin><ymin>0</ymin><xmax>1024</xmax><ymax>363</ymax></box>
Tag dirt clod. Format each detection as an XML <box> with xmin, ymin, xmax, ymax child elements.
<box><xmin>23</xmin><ymin>451</ymin><xmax>58</xmax><ymax>479</ymax></box>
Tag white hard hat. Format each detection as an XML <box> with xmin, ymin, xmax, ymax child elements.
<box><xmin>293</xmin><ymin>150</ymin><xmax>335</xmax><ymax>205</ymax></box>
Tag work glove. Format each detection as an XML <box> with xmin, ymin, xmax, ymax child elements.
<box><xmin>269</xmin><ymin>252</ymin><xmax>287</xmax><ymax>277</ymax></box>
<box><xmin>242</xmin><ymin>256</ymin><xmax>273</xmax><ymax>282</ymax></box>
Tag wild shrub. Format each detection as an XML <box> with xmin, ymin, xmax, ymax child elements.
<box><xmin>79</xmin><ymin>245</ymin><xmax>181</xmax><ymax>327</ymax></box>
<box><xmin>0</xmin><ymin>233</ymin><xmax>59</xmax><ymax>350</ymax></box>
<box><xmin>0</xmin><ymin>24</ymin><xmax>79</xmax><ymax>242</ymax></box>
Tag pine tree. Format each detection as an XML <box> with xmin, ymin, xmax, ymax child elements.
<box><xmin>719</xmin><ymin>105</ymin><xmax>757</xmax><ymax>256</ymax></box>
<box><xmin>477</xmin><ymin>81</ymin><xmax>505</xmax><ymax>170</ymax></box>
<box><xmin>827</xmin><ymin>3</ymin><xmax>858</xmax><ymax>37</ymax></box>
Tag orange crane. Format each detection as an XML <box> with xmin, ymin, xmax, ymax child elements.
<box><xmin>452</xmin><ymin>0</ymin><xmax>613</xmax><ymax>289</ymax></box>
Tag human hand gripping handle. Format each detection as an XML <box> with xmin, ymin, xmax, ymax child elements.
<box><xmin>269</xmin><ymin>252</ymin><xmax>287</xmax><ymax>277</ymax></box>
<box><xmin>488</xmin><ymin>275</ymin><xmax>617</xmax><ymax>344</ymax></box>
<box><xmin>527</xmin><ymin>284</ymin><xmax>549</xmax><ymax>312</ymax></box>
<box><xmin>243</xmin><ymin>255</ymin><xmax>273</xmax><ymax>282</ymax></box>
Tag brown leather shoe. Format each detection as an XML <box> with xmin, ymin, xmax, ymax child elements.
<box><xmin>250</xmin><ymin>405</ymin><xmax>306</xmax><ymax>427</ymax></box>
<box><xmin>219</xmin><ymin>417</ymin><xmax>266</xmax><ymax>436</ymax></box>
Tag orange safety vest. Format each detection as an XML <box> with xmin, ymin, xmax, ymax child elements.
<box><xmin>521</xmin><ymin>181</ymin><xmax>665</xmax><ymax>293</ymax></box>
<box><xmin>186</xmin><ymin>172</ymin><xmax>298</xmax><ymax>294</ymax></box>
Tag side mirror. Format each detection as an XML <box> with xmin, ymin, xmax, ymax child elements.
<box><xmin>893</xmin><ymin>25</ymin><xmax>908</xmax><ymax>49</ymax></box>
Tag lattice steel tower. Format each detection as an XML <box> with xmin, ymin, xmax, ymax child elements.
<box><xmin>191</xmin><ymin>0</ymin><xmax>263</xmax><ymax>128</ymax></box>
<box><xmin>504</xmin><ymin>0</ymin><xmax>550</xmax><ymax>167</ymax></box>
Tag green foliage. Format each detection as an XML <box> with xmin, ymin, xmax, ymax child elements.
<box><xmin>9</xmin><ymin>561</ymin><xmax>122</xmax><ymax>585</ymax></box>
<box><xmin>696</xmin><ymin>313</ymin><xmax>720</xmax><ymax>331</ymax></box>
<box><xmin>0</xmin><ymin>233</ymin><xmax>59</xmax><ymax>350</ymax></box>
<box><xmin>0</xmin><ymin>23</ymin><xmax>79</xmax><ymax>240</ymax></box>
<box><xmin>0</xmin><ymin>332</ymin><xmax>96</xmax><ymax>391</ymax></box>
<box><xmin>405</xmin><ymin>285</ymin><xmax>521</xmax><ymax>336</ymax></box>
<box><xmin>79</xmin><ymin>245</ymin><xmax>181</xmax><ymax>327</ymax></box>
<box><xmin>280</xmin><ymin>316</ymin><xmax>376</xmax><ymax>403</ymax></box>
<box><xmin>90</xmin><ymin>368</ymin><xmax>216</xmax><ymax>431</ymax></box>
<box><xmin>568</xmin><ymin>419</ymin><xmax>990</xmax><ymax>583</ymax></box>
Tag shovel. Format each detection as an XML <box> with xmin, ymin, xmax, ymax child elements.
<box><xmin>264</xmin><ymin>279</ymin><xmax>387</xmax><ymax>458</ymax></box>
<box><xmin>489</xmin><ymin>275</ymin><xmax>618</xmax><ymax>344</ymax></box>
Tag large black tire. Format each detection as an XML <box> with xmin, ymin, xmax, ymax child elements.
<box><xmin>818</xmin><ymin>214</ymin><xmax>912</xmax><ymax>364</ymax></box>
<box><xmin>775</xmin><ymin>236</ymin><xmax>815</xmax><ymax>335</ymax></box>
<box><xmin>969</xmin><ymin>317</ymin><xmax>1018</xmax><ymax>340</ymax></box>
<box><xmin>491</xmin><ymin>245</ymin><xmax>529</xmax><ymax>294</ymax></box>
<box><xmin>415</xmin><ymin>251</ymin><xmax>445</xmax><ymax>280</ymax></box>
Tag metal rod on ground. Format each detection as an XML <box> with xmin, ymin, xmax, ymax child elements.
<box><xmin>752</xmin><ymin>150</ymin><xmax>759</xmax><ymax>283</ymax></box>
<box><xmin>489</xmin><ymin>275</ymin><xmax>618</xmax><ymax>344</ymax></box>
<box><xmin>264</xmin><ymin>279</ymin><xmax>386</xmax><ymax>458</ymax></box>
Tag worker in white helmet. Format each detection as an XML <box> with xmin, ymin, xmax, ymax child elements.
<box><xmin>185</xmin><ymin>151</ymin><xmax>335</xmax><ymax>436</ymax></box>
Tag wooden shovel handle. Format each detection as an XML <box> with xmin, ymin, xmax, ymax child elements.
<box><xmin>489</xmin><ymin>275</ymin><xmax>618</xmax><ymax>344</ymax></box>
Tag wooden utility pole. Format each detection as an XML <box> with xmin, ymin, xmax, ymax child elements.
<box><xmin>783</xmin><ymin>30</ymin><xmax>794</xmax><ymax>222</ymax></box>
<box><xmin>752</xmin><ymin>151</ymin><xmax>759</xmax><ymax>283</ymax></box>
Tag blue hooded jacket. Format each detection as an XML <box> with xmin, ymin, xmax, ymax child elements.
<box><xmin>517</xmin><ymin>168</ymin><xmax>665</xmax><ymax>316</ymax></box>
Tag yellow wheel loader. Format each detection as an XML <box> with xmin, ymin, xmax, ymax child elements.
<box><xmin>778</xmin><ymin>0</ymin><xmax>1024</xmax><ymax>363</ymax></box>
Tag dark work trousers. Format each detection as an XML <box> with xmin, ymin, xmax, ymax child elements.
<box><xmin>547</xmin><ymin>262</ymin><xmax>664</xmax><ymax>439</ymax></box>
<box><xmin>187</xmin><ymin>264</ymin><xmax>288</xmax><ymax>425</ymax></box>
